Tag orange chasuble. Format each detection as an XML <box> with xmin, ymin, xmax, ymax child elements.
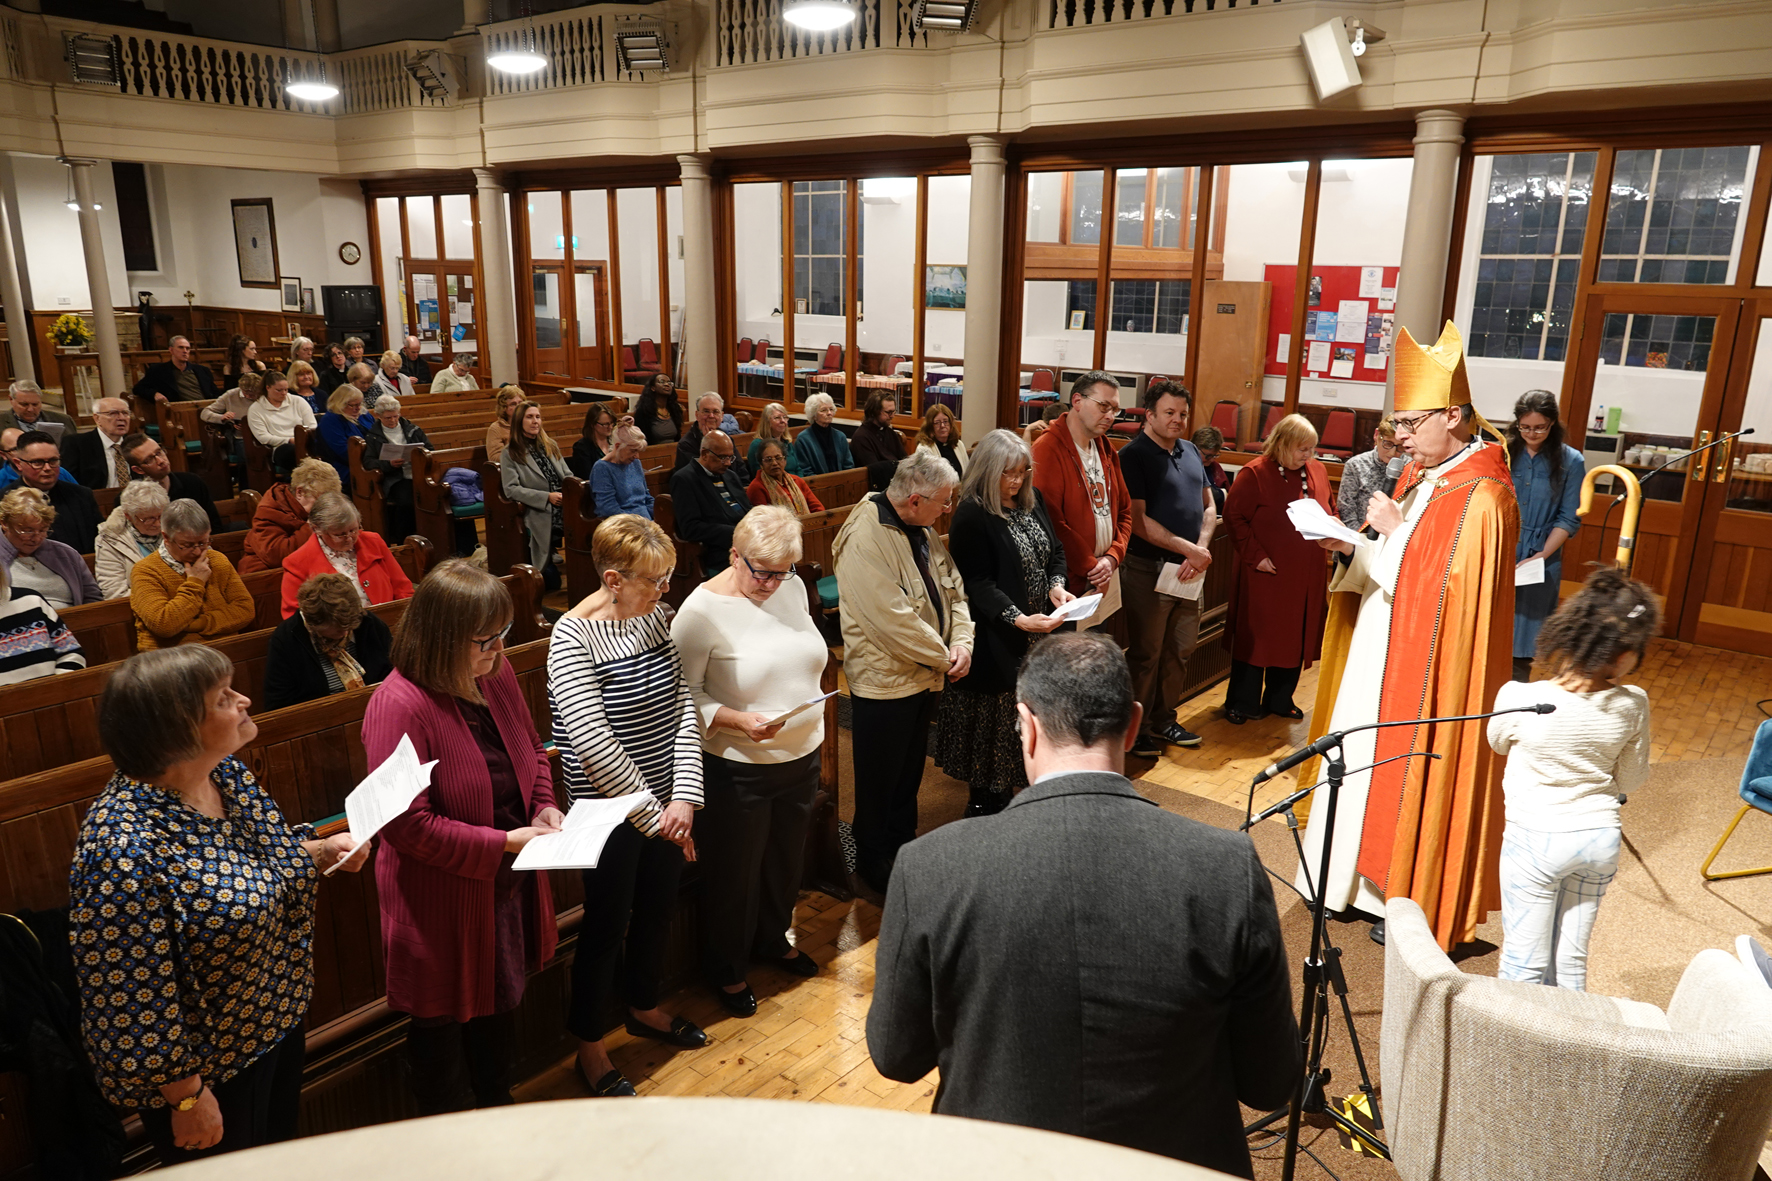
<box><xmin>1356</xmin><ymin>442</ymin><xmax>1519</xmax><ymax>948</ymax></box>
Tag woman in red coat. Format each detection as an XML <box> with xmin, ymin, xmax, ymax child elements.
<box><xmin>362</xmin><ymin>561</ymin><xmax>562</xmax><ymax>1113</ymax></box>
<box><xmin>278</xmin><ymin>492</ymin><xmax>413</xmax><ymax>617</ymax></box>
<box><xmin>1223</xmin><ymin>413</ymin><xmax>1332</xmax><ymax>724</ymax></box>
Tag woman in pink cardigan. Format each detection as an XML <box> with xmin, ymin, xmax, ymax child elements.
<box><xmin>362</xmin><ymin>560</ymin><xmax>562</xmax><ymax>1114</ymax></box>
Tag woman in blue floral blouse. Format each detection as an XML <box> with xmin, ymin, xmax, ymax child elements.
<box><xmin>68</xmin><ymin>645</ymin><xmax>368</xmax><ymax>1163</ymax></box>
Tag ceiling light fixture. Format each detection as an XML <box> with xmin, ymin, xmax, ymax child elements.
<box><xmin>911</xmin><ymin>0</ymin><xmax>978</xmax><ymax>32</ymax></box>
<box><xmin>614</xmin><ymin>20</ymin><xmax>670</xmax><ymax>74</ymax></box>
<box><xmin>783</xmin><ymin>0</ymin><xmax>857</xmax><ymax>32</ymax></box>
<box><xmin>488</xmin><ymin>4</ymin><xmax>549</xmax><ymax>74</ymax></box>
<box><xmin>283</xmin><ymin>0</ymin><xmax>338</xmax><ymax>101</ymax></box>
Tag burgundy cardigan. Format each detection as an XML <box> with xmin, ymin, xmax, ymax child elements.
<box><xmin>1030</xmin><ymin>412</ymin><xmax>1133</xmax><ymax>595</ymax></box>
<box><xmin>364</xmin><ymin>663</ymin><xmax>558</xmax><ymax>1022</ymax></box>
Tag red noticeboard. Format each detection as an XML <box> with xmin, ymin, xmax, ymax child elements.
<box><xmin>1261</xmin><ymin>263</ymin><xmax>1399</xmax><ymax>385</ymax></box>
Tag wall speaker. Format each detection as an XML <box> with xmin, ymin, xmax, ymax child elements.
<box><xmin>1299</xmin><ymin>17</ymin><xmax>1361</xmax><ymax>101</ymax></box>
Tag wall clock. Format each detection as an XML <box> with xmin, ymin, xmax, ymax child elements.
<box><xmin>339</xmin><ymin>241</ymin><xmax>362</xmax><ymax>265</ymax></box>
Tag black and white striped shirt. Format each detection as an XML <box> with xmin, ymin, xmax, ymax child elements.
<box><xmin>546</xmin><ymin>610</ymin><xmax>703</xmax><ymax>837</ymax></box>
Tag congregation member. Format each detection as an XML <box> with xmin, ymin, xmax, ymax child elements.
<box><xmin>913</xmin><ymin>403</ymin><xmax>967</xmax><ymax>479</ymax></box>
<box><xmin>122</xmin><ymin>433</ymin><xmax>223</xmax><ymax>534</ymax></box>
<box><xmin>486</xmin><ymin>388</ymin><xmax>524</xmax><ymax>463</ymax></box>
<box><xmin>500</xmin><ymin>401</ymin><xmax>568</xmax><ymax>580</ymax></box>
<box><xmin>0</xmin><ymin>425</ymin><xmax>66</xmax><ymax>494</ymax></box>
<box><xmin>95</xmin><ymin>480</ymin><xmax>169</xmax><ymax>597</ymax></box>
<box><xmin>0</xmin><ymin>558</ymin><xmax>84</xmax><ymax>683</ymax></box>
<box><xmin>9</xmin><ymin>431</ymin><xmax>99</xmax><ymax>552</ymax></box>
<box><xmin>1031</xmin><ymin>372</ymin><xmax>1131</xmax><ymax>620</ymax></box>
<box><xmin>1</xmin><ymin>379</ymin><xmax>79</xmax><ymax>435</ymax></box>
<box><xmin>670</xmin><ymin>429</ymin><xmax>750</xmax><ymax>576</ymax></box>
<box><xmin>634</xmin><ymin>374</ymin><xmax>684</xmax><ymax>448</ymax></box>
<box><xmin>130</xmin><ymin>499</ymin><xmax>256</xmax><ymax>650</ymax></box>
<box><xmin>314</xmin><ymin>384</ymin><xmax>375</xmax><ymax>485</ymax></box>
<box><xmin>241</xmin><ymin>459</ymin><xmax>340</xmax><ymax>573</ymax></box>
<box><xmin>549</xmin><ymin>515</ymin><xmax>708</xmax><ymax>1096</ymax></box>
<box><xmin>1301</xmin><ymin>322</ymin><xmax>1519</xmax><ymax>949</ymax></box>
<box><xmin>1488</xmin><ymin>568</ymin><xmax>1656</xmax><ymax>991</ymax></box>
<box><xmin>746</xmin><ymin>438</ymin><xmax>823</xmax><ymax>513</ymax></box>
<box><xmin>591</xmin><ymin>425</ymin><xmax>655</xmax><ymax>520</ymax></box>
<box><xmin>1335</xmin><ymin>416</ymin><xmax>1401</xmax><ymax>532</ymax></box>
<box><xmin>69</xmin><ymin>645</ymin><xmax>366</xmax><ymax>1161</ymax></box>
<box><xmin>244</xmin><ymin>373</ymin><xmax>317</xmax><ymax>473</ymax></box>
<box><xmin>1116</xmin><ymin>377</ymin><xmax>1212</xmax><ymax>753</ymax></box>
<box><xmin>279</xmin><ymin>493</ymin><xmax>413</xmax><ymax>617</ymax></box>
<box><xmin>1022</xmin><ymin>399</ymin><xmax>1065</xmax><ymax>447</ymax></box>
<box><xmin>1222</xmin><ymin>413</ymin><xmax>1330</xmax><ymax>724</ymax></box>
<box><xmin>933</xmin><ymin>429</ymin><xmax>1069</xmax><ymax>816</ymax></box>
<box><xmin>398</xmin><ymin>335</ymin><xmax>432</xmax><ymax>383</ymax></box>
<box><xmin>60</xmin><ymin>396</ymin><xmax>135</xmax><ymax>489</ymax></box>
<box><xmin>671</xmin><ymin>506</ymin><xmax>828</xmax><ymax>1016</ymax></box>
<box><xmin>264</xmin><ymin>572</ymin><xmax>395</xmax><ymax>710</ymax></box>
<box><xmin>201</xmin><ymin>372</ymin><xmax>262</xmax><ymax>467</ymax></box>
<box><xmin>833</xmin><ymin>451</ymin><xmax>972</xmax><ymax>894</ymax></box>
<box><xmin>316</xmin><ymin>342</ymin><xmax>353</xmax><ymax>396</ymax></box>
<box><xmin>363</xmin><ymin>395</ymin><xmax>433</xmax><ymax>544</ymax></box>
<box><xmin>363</xmin><ymin>561</ymin><xmax>563</xmax><ymax>1113</ymax></box>
<box><xmin>287</xmin><ymin>360</ymin><xmax>324</xmax><ymax>412</ymax></box>
<box><xmin>343</xmin><ymin>336</ymin><xmax>367</xmax><ymax>366</ymax></box>
<box><xmin>568</xmin><ymin>403</ymin><xmax>618</xmax><ymax>478</ymax></box>
<box><xmin>431</xmin><ymin>353</ymin><xmax>479</xmax><ymax>394</ymax></box>
<box><xmin>1191</xmin><ymin>424</ymin><xmax>1229</xmax><ymax>511</ymax></box>
<box><xmin>0</xmin><ymin>487</ymin><xmax>101</xmax><ymax>608</ymax></box>
<box><xmin>1507</xmin><ymin>390</ymin><xmax>1584</xmax><ymax>682</ymax></box>
<box><xmin>746</xmin><ymin>402</ymin><xmax>798</xmax><ymax>474</ymax></box>
<box><xmin>850</xmin><ymin>391</ymin><xmax>905</xmax><ymax>488</ymax></box>
<box><xmin>289</xmin><ymin>337</ymin><xmax>317</xmax><ymax>365</ymax></box>
<box><xmin>792</xmin><ymin>392</ymin><xmax>855</xmax><ymax>476</ymax></box>
<box><xmin>867</xmin><ymin>633</ymin><xmax>1300</xmax><ymax>1178</ymax></box>
<box><xmin>372</xmin><ymin>349</ymin><xmax>419</xmax><ymax>409</ymax></box>
<box><xmin>222</xmin><ymin>335</ymin><xmax>266</xmax><ymax>390</ymax></box>
<box><xmin>674</xmin><ymin>393</ymin><xmax>749</xmax><ymax>482</ymax></box>
<box><xmin>131</xmin><ymin>336</ymin><xmax>217</xmax><ymax>404</ymax></box>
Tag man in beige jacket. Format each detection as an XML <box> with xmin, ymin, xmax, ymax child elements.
<box><xmin>834</xmin><ymin>450</ymin><xmax>974</xmax><ymax>895</ymax></box>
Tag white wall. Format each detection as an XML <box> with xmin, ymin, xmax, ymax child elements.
<box><xmin>5</xmin><ymin>154</ymin><xmax>131</xmax><ymax>312</ymax></box>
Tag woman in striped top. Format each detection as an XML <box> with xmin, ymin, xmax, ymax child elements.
<box><xmin>549</xmin><ymin>513</ymin><xmax>707</xmax><ymax>1097</ymax></box>
<box><xmin>0</xmin><ymin>559</ymin><xmax>84</xmax><ymax>685</ymax></box>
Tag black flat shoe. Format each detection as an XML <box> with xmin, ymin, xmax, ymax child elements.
<box><xmin>1369</xmin><ymin>920</ymin><xmax>1386</xmax><ymax>946</ymax></box>
<box><xmin>767</xmin><ymin>951</ymin><xmax>818</xmax><ymax>979</ymax></box>
<box><xmin>590</xmin><ymin>1068</ymin><xmax>638</xmax><ymax>1097</ymax></box>
<box><xmin>716</xmin><ymin>984</ymin><xmax>758</xmax><ymax>1017</ymax></box>
<box><xmin>625</xmin><ymin>1015</ymin><xmax>709</xmax><ymax>1049</ymax></box>
<box><xmin>1267</xmin><ymin>704</ymin><xmax>1305</xmax><ymax>720</ymax></box>
<box><xmin>1225</xmin><ymin>706</ymin><xmax>1254</xmax><ymax>725</ymax></box>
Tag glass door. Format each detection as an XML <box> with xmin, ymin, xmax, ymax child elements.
<box><xmin>444</xmin><ymin>271</ymin><xmax>477</xmax><ymax>363</ymax></box>
<box><xmin>530</xmin><ymin>265</ymin><xmax>569</xmax><ymax>380</ymax></box>
<box><xmin>574</xmin><ymin>263</ymin><xmax>610</xmax><ymax>382</ymax></box>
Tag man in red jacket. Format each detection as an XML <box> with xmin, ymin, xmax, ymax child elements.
<box><xmin>1030</xmin><ymin>371</ymin><xmax>1132</xmax><ymax>612</ymax></box>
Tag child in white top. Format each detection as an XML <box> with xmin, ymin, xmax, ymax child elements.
<box><xmin>1486</xmin><ymin>568</ymin><xmax>1657</xmax><ymax>990</ymax></box>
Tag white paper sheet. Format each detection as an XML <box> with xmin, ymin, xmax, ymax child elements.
<box><xmin>31</xmin><ymin>420</ymin><xmax>64</xmax><ymax>441</ymax></box>
<box><xmin>512</xmin><ymin>795</ymin><xmax>649</xmax><ymax>871</ymax></box>
<box><xmin>329</xmin><ymin>734</ymin><xmax>437</xmax><ymax>873</ymax></box>
<box><xmin>1276</xmin><ymin>333</ymin><xmax>1291</xmax><ymax>364</ymax></box>
<box><xmin>377</xmin><ymin>442</ymin><xmax>425</xmax><ymax>462</ymax></box>
<box><xmin>1156</xmin><ymin>562</ymin><xmax>1205</xmax><ymax>601</ymax></box>
<box><xmin>1307</xmin><ymin>341</ymin><xmax>1331</xmax><ymax>372</ymax></box>
<box><xmin>764</xmin><ymin>690</ymin><xmax>838</xmax><ymax>727</ymax></box>
<box><xmin>1379</xmin><ymin>287</ymin><xmax>1397</xmax><ymax>309</ymax></box>
<box><xmin>1363</xmin><ymin>351</ymin><xmax>1387</xmax><ymax>370</ymax></box>
<box><xmin>1336</xmin><ymin>300</ymin><xmax>1370</xmax><ymax>342</ymax></box>
<box><xmin>1076</xmin><ymin>570</ymin><xmax>1121</xmax><ymax>631</ymax></box>
<box><xmin>1286</xmin><ymin>497</ymin><xmax>1365</xmax><ymax>546</ymax></box>
<box><xmin>1048</xmin><ymin>592</ymin><xmax>1103</xmax><ymax>623</ymax></box>
<box><xmin>1359</xmin><ymin>267</ymin><xmax>1384</xmax><ymax>298</ymax></box>
<box><xmin>1515</xmin><ymin>557</ymin><xmax>1546</xmax><ymax>586</ymax></box>
<box><xmin>1330</xmin><ymin>360</ymin><xmax>1354</xmax><ymax>378</ymax></box>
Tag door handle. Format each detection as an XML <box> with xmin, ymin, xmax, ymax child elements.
<box><xmin>1714</xmin><ymin>435</ymin><xmax>1735</xmax><ymax>483</ymax></box>
<box><xmin>1690</xmin><ymin>431</ymin><xmax>1711</xmax><ymax>481</ymax></box>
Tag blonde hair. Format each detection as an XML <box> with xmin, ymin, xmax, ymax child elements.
<box><xmin>389</xmin><ymin>559</ymin><xmax>514</xmax><ymax>704</ymax></box>
<box><xmin>379</xmin><ymin>349</ymin><xmax>403</xmax><ymax>369</ymax></box>
<box><xmin>327</xmin><ymin>384</ymin><xmax>367</xmax><ymax>415</ymax></box>
<box><xmin>236</xmin><ymin>372</ymin><xmax>264</xmax><ymax>396</ymax></box>
<box><xmin>494</xmin><ymin>388</ymin><xmax>524</xmax><ymax>424</ymax></box>
<box><xmin>0</xmin><ymin>486</ymin><xmax>54</xmax><ymax>528</ymax></box>
<box><xmin>1262</xmin><ymin>413</ymin><xmax>1319</xmax><ymax>462</ymax></box>
<box><xmin>591</xmin><ymin>514</ymin><xmax>674</xmax><ymax>582</ymax></box>
<box><xmin>732</xmin><ymin>505</ymin><xmax>803</xmax><ymax>566</ymax></box>
<box><xmin>506</xmin><ymin>400</ymin><xmax>562</xmax><ymax>465</ymax></box>
<box><xmin>756</xmin><ymin>402</ymin><xmax>792</xmax><ymax>443</ymax></box>
<box><xmin>290</xmin><ymin>457</ymin><xmax>343</xmax><ymax>497</ymax></box>
<box><xmin>286</xmin><ymin>359</ymin><xmax>318</xmax><ymax>388</ymax></box>
<box><xmin>914</xmin><ymin>403</ymin><xmax>961</xmax><ymax>450</ymax></box>
<box><xmin>1376</xmin><ymin>414</ymin><xmax>1397</xmax><ymax>441</ymax></box>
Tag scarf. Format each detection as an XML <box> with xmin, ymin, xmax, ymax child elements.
<box><xmin>304</xmin><ymin>615</ymin><xmax>367</xmax><ymax>693</ymax></box>
<box><xmin>760</xmin><ymin>468</ymin><xmax>810</xmax><ymax>515</ymax></box>
<box><xmin>321</xmin><ymin>538</ymin><xmax>369</xmax><ymax>605</ymax></box>
<box><xmin>156</xmin><ymin>540</ymin><xmax>186</xmax><ymax>575</ymax></box>
<box><xmin>129</xmin><ymin>523</ymin><xmax>159</xmax><ymax>556</ymax></box>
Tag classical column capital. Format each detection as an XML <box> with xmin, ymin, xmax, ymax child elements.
<box><xmin>472</xmin><ymin>166</ymin><xmax>505</xmax><ymax>189</ymax></box>
<box><xmin>1412</xmin><ymin>109</ymin><xmax>1466</xmax><ymax>149</ymax></box>
<box><xmin>677</xmin><ymin>154</ymin><xmax>714</xmax><ymax>182</ymax></box>
<box><xmin>967</xmin><ymin>135</ymin><xmax>1006</xmax><ymax>166</ymax></box>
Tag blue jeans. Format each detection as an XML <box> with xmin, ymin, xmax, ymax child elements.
<box><xmin>1498</xmin><ymin>823</ymin><xmax>1620</xmax><ymax>991</ymax></box>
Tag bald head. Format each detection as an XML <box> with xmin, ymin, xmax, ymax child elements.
<box><xmin>0</xmin><ymin>426</ymin><xmax>20</xmax><ymax>457</ymax></box>
<box><xmin>698</xmin><ymin>428</ymin><xmax>737</xmax><ymax>474</ymax></box>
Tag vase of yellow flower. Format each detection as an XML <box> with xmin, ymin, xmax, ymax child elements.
<box><xmin>50</xmin><ymin>313</ymin><xmax>94</xmax><ymax>352</ymax></box>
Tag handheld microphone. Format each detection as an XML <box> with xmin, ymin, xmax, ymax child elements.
<box><xmin>1362</xmin><ymin>456</ymin><xmax>1409</xmax><ymax>538</ymax></box>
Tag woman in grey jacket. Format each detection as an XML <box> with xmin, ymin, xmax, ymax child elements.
<box><xmin>499</xmin><ymin>401</ymin><xmax>567</xmax><ymax>578</ymax></box>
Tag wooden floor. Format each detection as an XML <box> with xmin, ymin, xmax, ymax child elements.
<box><xmin>514</xmin><ymin>635</ymin><xmax>1772</xmax><ymax>1111</ymax></box>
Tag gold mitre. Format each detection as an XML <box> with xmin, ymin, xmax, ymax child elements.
<box><xmin>1393</xmin><ymin>320</ymin><xmax>1473</xmax><ymax>411</ymax></box>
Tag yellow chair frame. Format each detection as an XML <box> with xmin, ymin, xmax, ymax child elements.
<box><xmin>1700</xmin><ymin>802</ymin><xmax>1772</xmax><ymax>881</ymax></box>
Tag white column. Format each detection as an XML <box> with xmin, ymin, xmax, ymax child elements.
<box><xmin>459</xmin><ymin>0</ymin><xmax>492</xmax><ymax>34</ymax></box>
<box><xmin>0</xmin><ymin>182</ymin><xmax>33</xmax><ymax>384</ymax></box>
<box><xmin>473</xmin><ymin>168</ymin><xmax>520</xmax><ymax>386</ymax></box>
<box><xmin>68</xmin><ymin>161</ymin><xmax>125</xmax><ymax>399</ymax></box>
<box><xmin>678</xmin><ymin>153</ymin><xmax>718</xmax><ymax>398</ymax></box>
<box><xmin>962</xmin><ymin>135</ymin><xmax>1007</xmax><ymax>434</ymax></box>
<box><xmin>1390</xmin><ymin>109</ymin><xmax>1467</xmax><ymax>411</ymax></box>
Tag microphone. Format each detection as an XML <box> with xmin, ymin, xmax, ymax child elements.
<box><xmin>1535</xmin><ymin>702</ymin><xmax>1556</xmax><ymax>714</ymax></box>
<box><xmin>1382</xmin><ymin>454</ymin><xmax>1407</xmax><ymax>496</ymax></box>
<box><xmin>1249</xmin><ymin>703</ymin><xmax>1555</xmax><ymax>786</ymax></box>
<box><xmin>1252</xmin><ymin>734</ymin><xmax>1343</xmax><ymax>786</ymax></box>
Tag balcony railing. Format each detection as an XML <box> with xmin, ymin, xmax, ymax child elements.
<box><xmin>715</xmin><ymin>0</ymin><xmax>930</xmax><ymax>65</ymax></box>
<box><xmin>1048</xmin><ymin>0</ymin><xmax>1281</xmax><ymax>29</ymax></box>
<box><xmin>335</xmin><ymin>41</ymin><xmax>452</xmax><ymax>114</ymax></box>
<box><xmin>111</xmin><ymin>29</ymin><xmax>333</xmax><ymax>112</ymax></box>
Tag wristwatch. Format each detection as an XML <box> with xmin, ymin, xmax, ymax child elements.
<box><xmin>172</xmin><ymin>1084</ymin><xmax>205</xmax><ymax>1112</ymax></box>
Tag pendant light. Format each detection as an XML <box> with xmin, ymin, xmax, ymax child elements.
<box><xmin>783</xmin><ymin>0</ymin><xmax>857</xmax><ymax>32</ymax></box>
<box><xmin>488</xmin><ymin>3</ymin><xmax>549</xmax><ymax>74</ymax></box>
<box><xmin>283</xmin><ymin>0</ymin><xmax>338</xmax><ymax>102</ymax></box>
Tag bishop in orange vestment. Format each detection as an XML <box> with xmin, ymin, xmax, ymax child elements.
<box><xmin>1295</xmin><ymin>322</ymin><xmax>1519</xmax><ymax>951</ymax></box>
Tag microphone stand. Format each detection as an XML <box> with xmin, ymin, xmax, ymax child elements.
<box><xmin>1595</xmin><ymin>427</ymin><xmax>1753</xmax><ymax>578</ymax></box>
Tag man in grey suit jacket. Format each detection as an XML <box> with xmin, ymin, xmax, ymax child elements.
<box><xmin>867</xmin><ymin>632</ymin><xmax>1300</xmax><ymax>1179</ymax></box>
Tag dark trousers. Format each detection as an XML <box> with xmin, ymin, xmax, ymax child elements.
<box><xmin>382</xmin><ymin>478</ymin><xmax>416</xmax><ymax>544</ymax></box>
<box><xmin>1226</xmin><ymin>660</ymin><xmax>1303</xmax><ymax>714</ymax></box>
<box><xmin>140</xmin><ymin>1030</ymin><xmax>303</xmax><ymax>1165</ymax></box>
<box><xmin>1121</xmin><ymin>555</ymin><xmax>1202</xmax><ymax>738</ymax></box>
<box><xmin>567</xmin><ymin>821</ymin><xmax>685</xmax><ymax>1041</ymax></box>
<box><xmin>401</xmin><ymin>1009</ymin><xmax>518</xmax><ymax>1115</ymax></box>
<box><xmin>850</xmin><ymin>691</ymin><xmax>936</xmax><ymax>890</ymax></box>
<box><xmin>698</xmin><ymin>750</ymin><xmax>820</xmax><ymax>986</ymax></box>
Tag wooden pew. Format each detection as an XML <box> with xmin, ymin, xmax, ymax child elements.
<box><xmin>413</xmin><ymin>445</ymin><xmax>485</xmax><ymax>557</ymax></box>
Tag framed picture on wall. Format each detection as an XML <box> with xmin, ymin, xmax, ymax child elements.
<box><xmin>281</xmin><ymin>277</ymin><xmax>302</xmax><ymax>312</ymax></box>
<box><xmin>301</xmin><ymin>287</ymin><xmax>316</xmax><ymax>315</ymax></box>
<box><xmin>924</xmin><ymin>265</ymin><xmax>967</xmax><ymax>309</ymax></box>
<box><xmin>1068</xmin><ymin>310</ymin><xmax>1087</xmax><ymax>331</ymax></box>
<box><xmin>231</xmin><ymin>198</ymin><xmax>279</xmax><ymax>288</ymax></box>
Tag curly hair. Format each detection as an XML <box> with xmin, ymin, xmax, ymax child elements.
<box><xmin>296</xmin><ymin>571</ymin><xmax>365</xmax><ymax>631</ymax></box>
<box><xmin>1534</xmin><ymin>567</ymin><xmax>1661</xmax><ymax>679</ymax></box>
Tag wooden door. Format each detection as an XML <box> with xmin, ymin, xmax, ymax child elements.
<box><xmin>529</xmin><ymin>264</ymin><xmax>570</xmax><ymax>380</ymax></box>
<box><xmin>1193</xmin><ymin>280</ymin><xmax>1270</xmax><ymax>450</ymax></box>
<box><xmin>573</xmin><ymin>263</ymin><xmax>611</xmax><ymax>382</ymax></box>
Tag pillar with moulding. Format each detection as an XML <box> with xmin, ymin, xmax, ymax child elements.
<box><xmin>0</xmin><ymin>184</ymin><xmax>33</xmax><ymax>385</ymax></box>
<box><xmin>280</xmin><ymin>0</ymin><xmax>311</xmax><ymax>50</ymax></box>
<box><xmin>459</xmin><ymin>0</ymin><xmax>491</xmax><ymax>34</ymax></box>
<box><xmin>312</xmin><ymin>0</ymin><xmax>341</xmax><ymax>52</ymax></box>
<box><xmin>678</xmin><ymin>154</ymin><xmax>718</xmax><ymax>399</ymax></box>
<box><xmin>962</xmin><ymin>135</ymin><xmax>1006</xmax><ymax>434</ymax></box>
<box><xmin>474</xmin><ymin>168</ymin><xmax>521</xmax><ymax>387</ymax></box>
<box><xmin>68</xmin><ymin>161</ymin><xmax>125</xmax><ymax>400</ymax></box>
<box><xmin>1389</xmin><ymin>108</ymin><xmax>1466</xmax><ymax>413</ymax></box>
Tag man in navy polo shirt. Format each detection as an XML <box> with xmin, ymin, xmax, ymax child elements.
<box><xmin>1119</xmin><ymin>379</ymin><xmax>1216</xmax><ymax>756</ymax></box>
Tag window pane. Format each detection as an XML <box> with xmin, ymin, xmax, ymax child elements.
<box><xmin>406</xmin><ymin>195</ymin><xmax>436</xmax><ymax>260</ymax></box>
<box><xmin>1208</xmin><ymin>162</ymin><xmax>1306</xmax><ymax>450</ymax></box>
<box><xmin>856</xmin><ymin>176</ymin><xmax>916</xmax><ymax>414</ymax></box>
<box><xmin>532</xmin><ymin>269</ymin><xmax>561</xmax><ymax>350</ymax></box>
<box><xmin>664</xmin><ymin>186</ymin><xmax>683</xmax><ymax>363</ymax></box>
<box><xmin>376</xmin><ymin>196</ymin><xmax>405</xmax><ymax>345</ymax></box>
<box><xmin>569</xmin><ymin>190</ymin><xmax>611</xmax><ymax>268</ymax></box>
<box><xmin>792</xmin><ymin>180</ymin><xmax>847</xmax><ymax>321</ymax></box>
<box><xmin>440</xmin><ymin>193</ymin><xmax>473</xmax><ymax>259</ymax></box>
<box><xmin>1115</xmin><ymin>168</ymin><xmax>1147</xmax><ymax>247</ymax></box>
<box><xmin>733</xmin><ymin>183</ymin><xmax>782</xmax><ymax>371</ymax></box>
<box><xmin>1070</xmin><ymin>171</ymin><xmax>1103</xmax><ymax>245</ymax></box>
<box><xmin>617</xmin><ymin>188</ymin><xmax>661</xmax><ymax>354</ymax></box>
<box><xmin>1153</xmin><ymin>166</ymin><xmax>1194</xmax><ymax>250</ymax></box>
<box><xmin>1026</xmin><ymin>172</ymin><xmax>1063</xmax><ymax>243</ymax></box>
<box><xmin>1601</xmin><ymin>145</ymin><xmax>1756</xmax><ymax>284</ymax></box>
<box><xmin>1017</xmin><ymin>279</ymin><xmax>1091</xmax><ymax>414</ymax></box>
<box><xmin>569</xmin><ymin>190</ymin><xmax>611</xmax><ymax>378</ymax></box>
<box><xmin>919</xmin><ymin>174</ymin><xmax>969</xmax><ymax>418</ymax></box>
<box><xmin>527</xmin><ymin>190</ymin><xmax>564</xmax><ymax>261</ymax></box>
